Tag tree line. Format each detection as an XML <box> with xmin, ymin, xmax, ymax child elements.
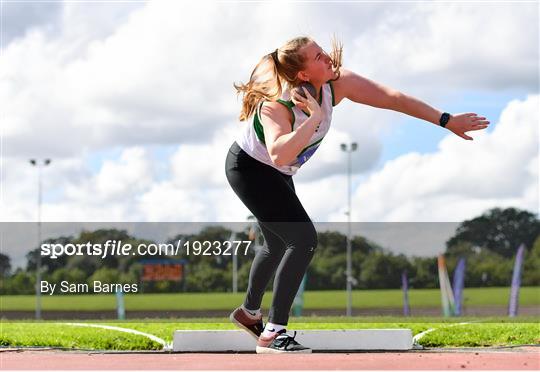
<box><xmin>1</xmin><ymin>207</ymin><xmax>538</xmax><ymax>294</ymax></box>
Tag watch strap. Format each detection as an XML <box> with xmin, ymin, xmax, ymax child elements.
<box><xmin>439</xmin><ymin>112</ymin><xmax>451</xmax><ymax>128</ymax></box>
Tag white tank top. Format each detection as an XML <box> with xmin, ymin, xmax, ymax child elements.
<box><xmin>236</xmin><ymin>82</ymin><xmax>335</xmax><ymax>175</ymax></box>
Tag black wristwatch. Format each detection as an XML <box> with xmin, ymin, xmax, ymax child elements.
<box><xmin>439</xmin><ymin>112</ymin><xmax>451</xmax><ymax>128</ymax></box>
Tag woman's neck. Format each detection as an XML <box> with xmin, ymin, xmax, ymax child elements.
<box><xmin>311</xmin><ymin>82</ymin><xmax>323</xmax><ymax>101</ymax></box>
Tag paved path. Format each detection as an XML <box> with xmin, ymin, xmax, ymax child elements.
<box><xmin>1</xmin><ymin>347</ymin><xmax>538</xmax><ymax>370</ymax></box>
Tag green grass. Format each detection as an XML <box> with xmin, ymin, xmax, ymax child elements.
<box><xmin>0</xmin><ymin>322</ymin><xmax>162</xmax><ymax>350</ymax></box>
<box><xmin>418</xmin><ymin>322</ymin><xmax>540</xmax><ymax>347</ymax></box>
<box><xmin>1</xmin><ymin>316</ymin><xmax>538</xmax><ymax>350</ymax></box>
<box><xmin>2</xmin><ymin>287</ymin><xmax>539</xmax><ymax>311</ymax></box>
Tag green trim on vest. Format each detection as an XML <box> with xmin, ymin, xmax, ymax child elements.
<box><xmin>329</xmin><ymin>81</ymin><xmax>336</xmax><ymax>107</ymax></box>
<box><xmin>276</xmin><ymin>99</ymin><xmax>295</xmax><ymax>132</ymax></box>
<box><xmin>297</xmin><ymin>136</ymin><xmax>325</xmax><ymax>157</ymax></box>
<box><xmin>253</xmin><ymin>104</ymin><xmax>266</xmax><ymax>144</ymax></box>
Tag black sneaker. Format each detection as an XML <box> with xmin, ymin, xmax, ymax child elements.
<box><xmin>230</xmin><ymin>307</ymin><xmax>264</xmax><ymax>340</ymax></box>
<box><xmin>256</xmin><ymin>329</ymin><xmax>312</xmax><ymax>354</ymax></box>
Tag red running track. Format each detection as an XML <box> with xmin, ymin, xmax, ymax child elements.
<box><xmin>1</xmin><ymin>347</ymin><xmax>539</xmax><ymax>370</ymax></box>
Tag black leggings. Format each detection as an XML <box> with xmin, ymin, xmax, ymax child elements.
<box><xmin>225</xmin><ymin>141</ymin><xmax>317</xmax><ymax>325</ymax></box>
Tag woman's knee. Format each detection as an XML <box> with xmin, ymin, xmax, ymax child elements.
<box><xmin>287</xmin><ymin>222</ymin><xmax>318</xmax><ymax>251</ymax></box>
<box><xmin>262</xmin><ymin>221</ymin><xmax>318</xmax><ymax>251</ymax></box>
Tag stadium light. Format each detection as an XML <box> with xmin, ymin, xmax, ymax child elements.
<box><xmin>340</xmin><ymin>143</ymin><xmax>357</xmax><ymax>317</ymax></box>
<box><xmin>29</xmin><ymin>158</ymin><xmax>52</xmax><ymax>320</ymax></box>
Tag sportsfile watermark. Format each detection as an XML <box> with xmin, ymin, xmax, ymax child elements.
<box><xmin>2</xmin><ymin>222</ymin><xmax>537</xmax><ymax>322</ymax></box>
<box><xmin>41</xmin><ymin>239</ymin><xmax>252</xmax><ymax>259</ymax></box>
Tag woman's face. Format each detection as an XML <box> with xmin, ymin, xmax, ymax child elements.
<box><xmin>298</xmin><ymin>41</ymin><xmax>337</xmax><ymax>84</ymax></box>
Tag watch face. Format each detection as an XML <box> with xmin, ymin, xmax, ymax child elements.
<box><xmin>441</xmin><ymin>113</ymin><xmax>450</xmax><ymax>126</ymax></box>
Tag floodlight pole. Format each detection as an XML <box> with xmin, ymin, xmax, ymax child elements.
<box><xmin>340</xmin><ymin>143</ymin><xmax>357</xmax><ymax>317</ymax></box>
<box><xmin>29</xmin><ymin>159</ymin><xmax>51</xmax><ymax>320</ymax></box>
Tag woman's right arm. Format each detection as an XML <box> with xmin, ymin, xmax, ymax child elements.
<box><xmin>260</xmin><ymin>101</ymin><xmax>321</xmax><ymax>167</ymax></box>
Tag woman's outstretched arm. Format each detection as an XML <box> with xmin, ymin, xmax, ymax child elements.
<box><xmin>332</xmin><ymin>69</ymin><xmax>490</xmax><ymax>140</ymax></box>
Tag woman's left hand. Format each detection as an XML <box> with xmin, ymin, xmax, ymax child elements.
<box><xmin>446</xmin><ymin>113</ymin><xmax>490</xmax><ymax>140</ymax></box>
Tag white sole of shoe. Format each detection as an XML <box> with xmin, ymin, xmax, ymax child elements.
<box><xmin>229</xmin><ymin>311</ymin><xmax>259</xmax><ymax>341</ymax></box>
<box><xmin>255</xmin><ymin>346</ymin><xmax>312</xmax><ymax>354</ymax></box>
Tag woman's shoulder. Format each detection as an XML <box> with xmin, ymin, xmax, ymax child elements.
<box><xmin>259</xmin><ymin>100</ymin><xmax>294</xmax><ymax>126</ymax></box>
<box><xmin>327</xmin><ymin>68</ymin><xmax>355</xmax><ymax>106</ymax></box>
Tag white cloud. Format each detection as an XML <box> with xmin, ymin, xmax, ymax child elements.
<box><xmin>63</xmin><ymin>147</ymin><xmax>153</xmax><ymax>203</ymax></box>
<box><xmin>349</xmin><ymin>3</ymin><xmax>538</xmax><ymax>92</ymax></box>
<box><xmin>1</xmin><ymin>1</ymin><xmax>309</xmax><ymax>158</ymax></box>
<box><xmin>345</xmin><ymin>95</ymin><xmax>539</xmax><ymax>222</ymax></box>
<box><xmin>2</xmin><ymin>96</ymin><xmax>536</xmax><ymax>232</ymax></box>
<box><xmin>2</xmin><ymin>2</ymin><xmax>537</xmax><ymax>158</ymax></box>
<box><xmin>1</xmin><ymin>2</ymin><xmax>538</xmax><ymax>225</ymax></box>
<box><xmin>2</xmin><ymin>123</ymin><xmax>251</xmax><ymax>222</ymax></box>
<box><xmin>138</xmin><ymin>122</ymin><xmax>252</xmax><ymax>221</ymax></box>
<box><xmin>294</xmin><ymin>125</ymin><xmax>381</xmax><ymax>182</ymax></box>
<box><xmin>2</xmin><ymin>2</ymin><xmax>62</xmax><ymax>44</ymax></box>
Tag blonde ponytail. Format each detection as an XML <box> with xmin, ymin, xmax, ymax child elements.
<box><xmin>234</xmin><ymin>52</ymin><xmax>282</xmax><ymax>121</ymax></box>
<box><xmin>329</xmin><ymin>35</ymin><xmax>343</xmax><ymax>81</ymax></box>
<box><xmin>234</xmin><ymin>36</ymin><xmax>313</xmax><ymax>121</ymax></box>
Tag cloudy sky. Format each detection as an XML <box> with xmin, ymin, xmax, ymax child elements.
<box><xmin>1</xmin><ymin>1</ymin><xmax>538</xmax><ymax>226</ymax></box>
